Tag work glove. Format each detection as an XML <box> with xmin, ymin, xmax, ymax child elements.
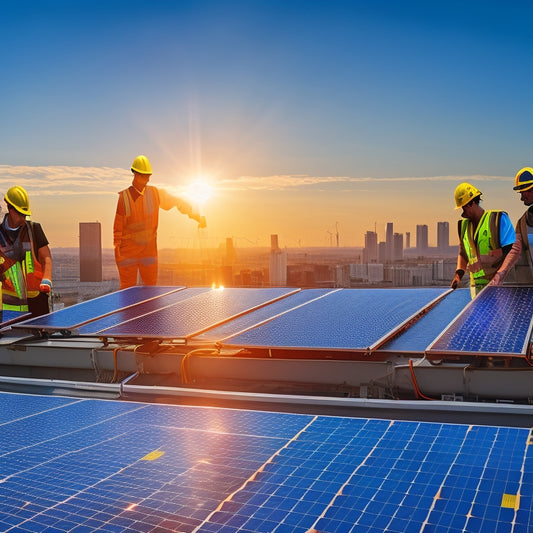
<box><xmin>40</xmin><ymin>278</ymin><xmax>52</xmax><ymax>294</ymax></box>
<box><xmin>450</xmin><ymin>269</ymin><xmax>464</xmax><ymax>290</ymax></box>
<box><xmin>198</xmin><ymin>215</ymin><xmax>207</xmax><ymax>229</ymax></box>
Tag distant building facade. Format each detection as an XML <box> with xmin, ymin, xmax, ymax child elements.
<box><xmin>79</xmin><ymin>222</ymin><xmax>102</xmax><ymax>282</ymax></box>
<box><xmin>437</xmin><ymin>221</ymin><xmax>449</xmax><ymax>253</ymax></box>
<box><xmin>416</xmin><ymin>224</ymin><xmax>429</xmax><ymax>254</ymax></box>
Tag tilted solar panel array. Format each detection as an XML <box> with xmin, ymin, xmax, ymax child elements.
<box><xmin>8</xmin><ymin>285</ymin><xmax>533</xmax><ymax>357</ymax></box>
<box><xmin>221</xmin><ymin>288</ymin><xmax>449</xmax><ymax>351</ymax></box>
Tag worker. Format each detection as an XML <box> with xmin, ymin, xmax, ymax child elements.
<box><xmin>114</xmin><ymin>155</ymin><xmax>206</xmax><ymax>289</ymax></box>
<box><xmin>450</xmin><ymin>182</ymin><xmax>515</xmax><ymax>297</ymax></box>
<box><xmin>0</xmin><ymin>186</ymin><xmax>53</xmax><ymax>317</ymax></box>
<box><xmin>489</xmin><ymin>167</ymin><xmax>533</xmax><ymax>286</ymax></box>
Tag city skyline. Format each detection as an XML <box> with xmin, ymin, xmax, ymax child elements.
<box><xmin>2</xmin><ymin>1</ymin><xmax>532</xmax><ymax>250</ymax></box>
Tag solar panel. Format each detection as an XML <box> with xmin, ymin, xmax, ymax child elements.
<box><xmin>76</xmin><ymin>287</ymin><xmax>211</xmax><ymax>334</ymax></box>
<box><xmin>94</xmin><ymin>287</ymin><xmax>298</xmax><ymax>340</ymax></box>
<box><xmin>1</xmin><ymin>310</ymin><xmax>31</xmax><ymax>328</ymax></box>
<box><xmin>223</xmin><ymin>288</ymin><xmax>448</xmax><ymax>351</ymax></box>
<box><xmin>0</xmin><ymin>391</ymin><xmax>530</xmax><ymax>533</ymax></box>
<box><xmin>379</xmin><ymin>288</ymin><xmax>472</xmax><ymax>353</ymax></box>
<box><xmin>427</xmin><ymin>286</ymin><xmax>533</xmax><ymax>357</ymax></box>
<box><xmin>12</xmin><ymin>285</ymin><xmax>185</xmax><ymax>333</ymax></box>
<box><xmin>191</xmin><ymin>288</ymin><xmax>336</xmax><ymax>342</ymax></box>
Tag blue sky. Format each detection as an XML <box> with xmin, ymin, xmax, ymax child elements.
<box><xmin>1</xmin><ymin>1</ymin><xmax>532</xmax><ymax>249</ymax></box>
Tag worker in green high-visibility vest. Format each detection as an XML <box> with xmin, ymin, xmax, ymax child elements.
<box><xmin>451</xmin><ymin>182</ymin><xmax>515</xmax><ymax>298</ymax></box>
<box><xmin>0</xmin><ymin>186</ymin><xmax>52</xmax><ymax>317</ymax></box>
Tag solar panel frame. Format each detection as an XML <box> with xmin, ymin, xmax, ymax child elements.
<box><xmin>427</xmin><ymin>286</ymin><xmax>533</xmax><ymax>358</ymax></box>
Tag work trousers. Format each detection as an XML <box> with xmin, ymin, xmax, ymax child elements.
<box><xmin>117</xmin><ymin>261</ymin><xmax>158</xmax><ymax>289</ymax></box>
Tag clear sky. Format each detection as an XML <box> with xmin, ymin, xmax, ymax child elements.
<box><xmin>1</xmin><ymin>0</ymin><xmax>532</xmax><ymax>250</ymax></box>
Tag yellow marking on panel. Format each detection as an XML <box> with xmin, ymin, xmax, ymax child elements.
<box><xmin>501</xmin><ymin>493</ymin><xmax>519</xmax><ymax>509</ymax></box>
<box><xmin>142</xmin><ymin>450</ymin><xmax>164</xmax><ymax>461</ymax></box>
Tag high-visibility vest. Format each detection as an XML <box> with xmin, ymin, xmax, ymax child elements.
<box><xmin>115</xmin><ymin>186</ymin><xmax>159</xmax><ymax>266</ymax></box>
<box><xmin>0</xmin><ymin>222</ymin><xmax>43</xmax><ymax>312</ymax></box>
<box><xmin>459</xmin><ymin>210</ymin><xmax>504</xmax><ymax>293</ymax></box>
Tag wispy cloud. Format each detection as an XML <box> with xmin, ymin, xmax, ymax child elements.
<box><xmin>0</xmin><ymin>165</ymin><xmax>511</xmax><ymax>196</ymax></box>
<box><xmin>0</xmin><ymin>165</ymin><xmax>129</xmax><ymax>196</ymax></box>
<box><xmin>218</xmin><ymin>173</ymin><xmax>511</xmax><ymax>191</ymax></box>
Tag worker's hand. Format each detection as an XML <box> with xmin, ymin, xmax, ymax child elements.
<box><xmin>488</xmin><ymin>272</ymin><xmax>503</xmax><ymax>287</ymax></box>
<box><xmin>39</xmin><ymin>278</ymin><xmax>52</xmax><ymax>294</ymax></box>
<box><xmin>198</xmin><ymin>215</ymin><xmax>207</xmax><ymax>229</ymax></box>
<box><xmin>450</xmin><ymin>269</ymin><xmax>464</xmax><ymax>290</ymax></box>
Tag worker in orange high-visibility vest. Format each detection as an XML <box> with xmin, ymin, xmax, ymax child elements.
<box><xmin>0</xmin><ymin>186</ymin><xmax>53</xmax><ymax>317</ymax></box>
<box><xmin>113</xmin><ymin>155</ymin><xmax>206</xmax><ymax>289</ymax></box>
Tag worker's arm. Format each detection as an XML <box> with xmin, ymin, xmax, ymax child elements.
<box><xmin>489</xmin><ymin>235</ymin><xmax>522</xmax><ymax>286</ymax></box>
<box><xmin>113</xmin><ymin>196</ymin><xmax>125</xmax><ymax>263</ymax></box>
<box><xmin>37</xmin><ymin>245</ymin><xmax>53</xmax><ymax>293</ymax></box>
<box><xmin>159</xmin><ymin>188</ymin><xmax>206</xmax><ymax>227</ymax></box>
<box><xmin>451</xmin><ymin>253</ymin><xmax>467</xmax><ymax>289</ymax></box>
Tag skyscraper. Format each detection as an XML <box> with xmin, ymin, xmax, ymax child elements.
<box><xmin>437</xmin><ymin>221</ymin><xmax>449</xmax><ymax>252</ymax></box>
<box><xmin>416</xmin><ymin>224</ymin><xmax>429</xmax><ymax>254</ymax></box>
<box><xmin>79</xmin><ymin>222</ymin><xmax>102</xmax><ymax>282</ymax></box>
<box><xmin>393</xmin><ymin>233</ymin><xmax>404</xmax><ymax>261</ymax></box>
<box><xmin>385</xmin><ymin>222</ymin><xmax>394</xmax><ymax>262</ymax></box>
<box><xmin>363</xmin><ymin>231</ymin><xmax>378</xmax><ymax>263</ymax></box>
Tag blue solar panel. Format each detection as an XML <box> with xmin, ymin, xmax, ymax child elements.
<box><xmin>223</xmin><ymin>288</ymin><xmax>448</xmax><ymax>351</ymax></box>
<box><xmin>380</xmin><ymin>289</ymin><xmax>472</xmax><ymax>353</ymax></box>
<box><xmin>95</xmin><ymin>287</ymin><xmax>298</xmax><ymax>339</ymax></box>
<box><xmin>0</xmin><ymin>391</ymin><xmax>530</xmax><ymax>533</ymax></box>
<box><xmin>77</xmin><ymin>287</ymin><xmax>211</xmax><ymax>334</ymax></box>
<box><xmin>192</xmin><ymin>289</ymin><xmax>336</xmax><ymax>342</ymax></box>
<box><xmin>428</xmin><ymin>286</ymin><xmax>533</xmax><ymax>356</ymax></box>
<box><xmin>1</xmin><ymin>310</ymin><xmax>30</xmax><ymax>327</ymax></box>
<box><xmin>12</xmin><ymin>286</ymin><xmax>184</xmax><ymax>332</ymax></box>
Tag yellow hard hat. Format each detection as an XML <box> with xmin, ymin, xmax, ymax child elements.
<box><xmin>131</xmin><ymin>155</ymin><xmax>152</xmax><ymax>175</ymax></box>
<box><xmin>454</xmin><ymin>182</ymin><xmax>482</xmax><ymax>209</ymax></box>
<box><xmin>513</xmin><ymin>167</ymin><xmax>533</xmax><ymax>192</ymax></box>
<box><xmin>4</xmin><ymin>185</ymin><xmax>31</xmax><ymax>216</ymax></box>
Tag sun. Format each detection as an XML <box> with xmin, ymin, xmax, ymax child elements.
<box><xmin>186</xmin><ymin>179</ymin><xmax>213</xmax><ymax>206</ymax></box>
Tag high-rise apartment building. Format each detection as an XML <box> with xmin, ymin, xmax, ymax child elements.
<box><xmin>363</xmin><ymin>231</ymin><xmax>378</xmax><ymax>263</ymax></box>
<box><xmin>437</xmin><ymin>221</ymin><xmax>449</xmax><ymax>252</ymax></box>
<box><xmin>385</xmin><ymin>222</ymin><xmax>394</xmax><ymax>262</ymax></box>
<box><xmin>393</xmin><ymin>233</ymin><xmax>404</xmax><ymax>261</ymax></box>
<box><xmin>79</xmin><ymin>222</ymin><xmax>102</xmax><ymax>282</ymax></box>
<box><xmin>269</xmin><ymin>234</ymin><xmax>287</xmax><ymax>286</ymax></box>
<box><xmin>416</xmin><ymin>224</ymin><xmax>429</xmax><ymax>253</ymax></box>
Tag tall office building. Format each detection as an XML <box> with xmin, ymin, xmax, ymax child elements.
<box><xmin>405</xmin><ymin>232</ymin><xmax>411</xmax><ymax>249</ymax></box>
<box><xmin>269</xmin><ymin>234</ymin><xmax>287</xmax><ymax>286</ymax></box>
<box><xmin>385</xmin><ymin>222</ymin><xmax>394</xmax><ymax>262</ymax></box>
<box><xmin>363</xmin><ymin>231</ymin><xmax>378</xmax><ymax>263</ymax></box>
<box><xmin>79</xmin><ymin>222</ymin><xmax>102</xmax><ymax>282</ymax></box>
<box><xmin>416</xmin><ymin>224</ymin><xmax>429</xmax><ymax>254</ymax></box>
<box><xmin>393</xmin><ymin>233</ymin><xmax>404</xmax><ymax>261</ymax></box>
<box><xmin>437</xmin><ymin>221</ymin><xmax>449</xmax><ymax>252</ymax></box>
